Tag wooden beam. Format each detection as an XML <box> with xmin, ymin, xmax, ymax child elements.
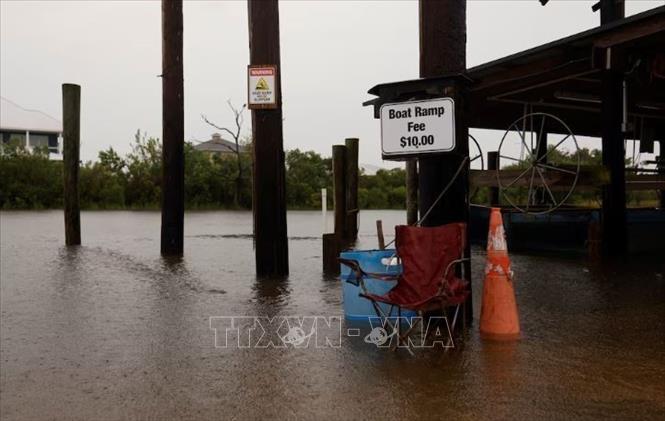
<box><xmin>470</xmin><ymin>166</ymin><xmax>610</xmax><ymax>189</ymax></box>
<box><xmin>471</xmin><ymin>56</ymin><xmax>591</xmax><ymax>99</ymax></box>
<box><xmin>594</xmin><ymin>16</ymin><xmax>665</xmax><ymax>48</ymax></box>
<box><xmin>471</xmin><ymin>169</ymin><xmax>664</xmax><ymax>192</ymax></box>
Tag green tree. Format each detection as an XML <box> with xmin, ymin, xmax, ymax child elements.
<box><xmin>124</xmin><ymin>130</ymin><xmax>162</xmax><ymax>208</ymax></box>
<box><xmin>0</xmin><ymin>139</ymin><xmax>62</xmax><ymax>208</ymax></box>
<box><xmin>285</xmin><ymin>149</ymin><xmax>330</xmax><ymax>208</ymax></box>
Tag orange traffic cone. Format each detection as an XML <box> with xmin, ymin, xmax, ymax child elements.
<box><xmin>480</xmin><ymin>208</ymin><xmax>520</xmax><ymax>340</ymax></box>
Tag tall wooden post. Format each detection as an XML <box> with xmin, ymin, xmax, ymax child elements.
<box><xmin>600</xmin><ymin>0</ymin><xmax>627</xmax><ymax>256</ymax></box>
<box><xmin>248</xmin><ymin>0</ymin><xmax>289</xmax><ymax>276</ymax></box>
<box><xmin>418</xmin><ymin>0</ymin><xmax>468</xmax><ymax>226</ymax></box>
<box><xmin>160</xmin><ymin>0</ymin><xmax>185</xmax><ymax>256</ymax></box>
<box><xmin>487</xmin><ymin>151</ymin><xmax>499</xmax><ymax>206</ymax></box>
<box><xmin>62</xmin><ymin>83</ymin><xmax>81</xmax><ymax>246</ymax></box>
<box><xmin>418</xmin><ymin>0</ymin><xmax>471</xmax><ymax>321</ymax></box>
<box><xmin>333</xmin><ymin>145</ymin><xmax>347</xmax><ymax>240</ymax></box>
<box><xmin>344</xmin><ymin>138</ymin><xmax>359</xmax><ymax>241</ymax></box>
<box><xmin>406</xmin><ymin>160</ymin><xmax>418</xmax><ymax>224</ymax></box>
<box><xmin>599</xmin><ymin>0</ymin><xmax>624</xmax><ymax>24</ymax></box>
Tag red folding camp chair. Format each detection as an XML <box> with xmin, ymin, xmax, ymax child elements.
<box><xmin>340</xmin><ymin>223</ymin><xmax>469</xmax><ymax>353</ymax></box>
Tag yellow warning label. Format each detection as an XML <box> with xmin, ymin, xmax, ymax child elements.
<box><xmin>255</xmin><ymin>77</ymin><xmax>270</xmax><ymax>90</ymax></box>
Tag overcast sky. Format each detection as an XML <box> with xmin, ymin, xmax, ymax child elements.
<box><xmin>1</xmin><ymin>0</ymin><xmax>661</xmax><ymax>166</ymax></box>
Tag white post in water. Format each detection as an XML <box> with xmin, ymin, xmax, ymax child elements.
<box><xmin>321</xmin><ymin>188</ymin><xmax>328</xmax><ymax>233</ymax></box>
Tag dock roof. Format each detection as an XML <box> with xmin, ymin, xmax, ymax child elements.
<box><xmin>365</xmin><ymin>6</ymin><xmax>665</xmax><ymax>138</ymax></box>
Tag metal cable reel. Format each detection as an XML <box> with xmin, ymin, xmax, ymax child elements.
<box><xmin>496</xmin><ymin>112</ymin><xmax>581</xmax><ymax>214</ymax></box>
<box><xmin>469</xmin><ymin>134</ymin><xmax>484</xmax><ymax>201</ymax></box>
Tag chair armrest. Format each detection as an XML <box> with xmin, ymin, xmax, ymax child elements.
<box><xmin>338</xmin><ymin>258</ymin><xmax>400</xmax><ymax>295</ymax></box>
<box><xmin>443</xmin><ymin>258</ymin><xmax>470</xmax><ymax>280</ymax></box>
<box><xmin>338</xmin><ymin>258</ymin><xmax>368</xmax><ymax>293</ymax></box>
<box><xmin>438</xmin><ymin>258</ymin><xmax>470</xmax><ymax>296</ymax></box>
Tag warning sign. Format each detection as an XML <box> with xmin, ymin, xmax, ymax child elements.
<box><xmin>248</xmin><ymin>65</ymin><xmax>277</xmax><ymax>109</ymax></box>
<box><xmin>255</xmin><ymin>78</ymin><xmax>269</xmax><ymax>90</ymax></box>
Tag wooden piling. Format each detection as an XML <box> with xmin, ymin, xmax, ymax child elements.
<box><xmin>600</xmin><ymin>70</ymin><xmax>627</xmax><ymax>256</ymax></box>
<box><xmin>322</xmin><ymin>233</ymin><xmax>340</xmax><ymax>274</ymax></box>
<box><xmin>62</xmin><ymin>83</ymin><xmax>81</xmax><ymax>246</ymax></box>
<box><xmin>418</xmin><ymin>0</ymin><xmax>468</xmax><ymax>227</ymax></box>
<box><xmin>344</xmin><ymin>138</ymin><xmax>359</xmax><ymax>242</ymax></box>
<box><xmin>599</xmin><ymin>0</ymin><xmax>627</xmax><ymax>257</ymax></box>
<box><xmin>160</xmin><ymin>0</ymin><xmax>185</xmax><ymax>256</ymax></box>
<box><xmin>376</xmin><ymin>220</ymin><xmax>385</xmax><ymax>250</ymax></box>
<box><xmin>418</xmin><ymin>0</ymin><xmax>472</xmax><ymax>323</ymax></box>
<box><xmin>248</xmin><ymin>0</ymin><xmax>289</xmax><ymax>276</ymax></box>
<box><xmin>599</xmin><ymin>0</ymin><xmax>625</xmax><ymax>24</ymax></box>
<box><xmin>333</xmin><ymin>145</ymin><xmax>347</xmax><ymax>240</ymax></box>
<box><xmin>406</xmin><ymin>160</ymin><xmax>418</xmax><ymax>224</ymax></box>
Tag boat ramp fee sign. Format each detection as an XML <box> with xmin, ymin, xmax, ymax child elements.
<box><xmin>247</xmin><ymin>65</ymin><xmax>278</xmax><ymax>109</ymax></box>
<box><xmin>380</xmin><ymin>98</ymin><xmax>455</xmax><ymax>159</ymax></box>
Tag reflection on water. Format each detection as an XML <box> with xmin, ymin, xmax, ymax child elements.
<box><xmin>1</xmin><ymin>210</ymin><xmax>664</xmax><ymax>420</ymax></box>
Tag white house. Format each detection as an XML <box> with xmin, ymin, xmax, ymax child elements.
<box><xmin>0</xmin><ymin>97</ymin><xmax>62</xmax><ymax>158</ymax></box>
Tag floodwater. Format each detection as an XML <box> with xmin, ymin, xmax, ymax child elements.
<box><xmin>1</xmin><ymin>210</ymin><xmax>664</xmax><ymax>420</ymax></box>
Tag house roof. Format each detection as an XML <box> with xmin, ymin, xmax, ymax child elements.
<box><xmin>0</xmin><ymin>97</ymin><xmax>62</xmax><ymax>133</ymax></box>
<box><xmin>194</xmin><ymin>133</ymin><xmax>246</xmax><ymax>153</ymax></box>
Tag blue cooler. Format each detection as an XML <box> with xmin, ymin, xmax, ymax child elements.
<box><xmin>340</xmin><ymin>249</ymin><xmax>414</xmax><ymax>321</ymax></box>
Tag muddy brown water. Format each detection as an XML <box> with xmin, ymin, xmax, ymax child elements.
<box><xmin>1</xmin><ymin>210</ymin><xmax>664</xmax><ymax>420</ymax></box>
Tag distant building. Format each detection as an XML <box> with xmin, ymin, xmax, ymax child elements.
<box><xmin>0</xmin><ymin>97</ymin><xmax>62</xmax><ymax>158</ymax></box>
<box><xmin>194</xmin><ymin>133</ymin><xmax>246</xmax><ymax>156</ymax></box>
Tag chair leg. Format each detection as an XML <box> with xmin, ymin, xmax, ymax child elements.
<box><xmin>424</xmin><ymin>310</ymin><xmax>442</xmax><ymax>344</ymax></box>
<box><xmin>445</xmin><ymin>305</ymin><xmax>460</xmax><ymax>350</ymax></box>
<box><xmin>396</xmin><ymin>306</ymin><xmax>401</xmax><ymax>349</ymax></box>
<box><xmin>370</xmin><ymin>300</ymin><xmax>399</xmax><ymax>345</ymax></box>
<box><xmin>391</xmin><ymin>311</ymin><xmax>421</xmax><ymax>355</ymax></box>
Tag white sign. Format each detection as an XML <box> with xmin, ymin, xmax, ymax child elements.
<box><xmin>248</xmin><ymin>65</ymin><xmax>277</xmax><ymax>109</ymax></box>
<box><xmin>380</xmin><ymin>98</ymin><xmax>455</xmax><ymax>158</ymax></box>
